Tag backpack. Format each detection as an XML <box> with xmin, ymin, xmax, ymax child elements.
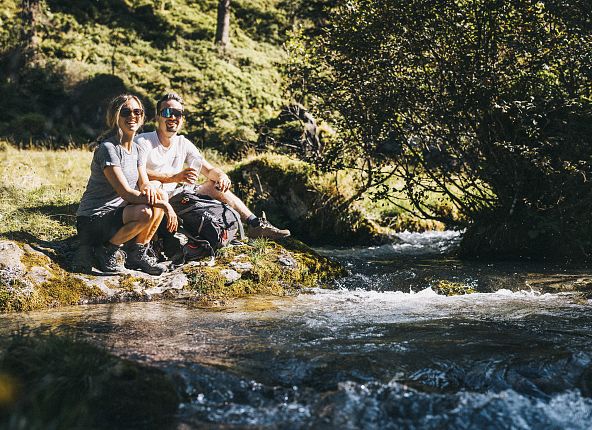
<box><xmin>168</xmin><ymin>191</ymin><xmax>244</xmax><ymax>261</ymax></box>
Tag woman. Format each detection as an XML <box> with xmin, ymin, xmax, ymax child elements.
<box><xmin>75</xmin><ymin>94</ymin><xmax>178</xmax><ymax>275</ymax></box>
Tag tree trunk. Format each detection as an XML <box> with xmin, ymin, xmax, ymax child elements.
<box><xmin>21</xmin><ymin>0</ymin><xmax>41</xmax><ymax>61</ymax></box>
<box><xmin>215</xmin><ymin>0</ymin><xmax>230</xmax><ymax>48</ymax></box>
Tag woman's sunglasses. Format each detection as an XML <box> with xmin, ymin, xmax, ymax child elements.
<box><xmin>120</xmin><ymin>108</ymin><xmax>144</xmax><ymax>118</ymax></box>
<box><xmin>160</xmin><ymin>108</ymin><xmax>184</xmax><ymax>118</ymax></box>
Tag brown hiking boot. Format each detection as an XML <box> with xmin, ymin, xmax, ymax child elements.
<box><xmin>247</xmin><ymin>212</ymin><xmax>291</xmax><ymax>240</ymax></box>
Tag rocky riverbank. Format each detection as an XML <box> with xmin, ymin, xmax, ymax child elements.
<box><xmin>0</xmin><ymin>237</ymin><xmax>345</xmax><ymax>313</ymax></box>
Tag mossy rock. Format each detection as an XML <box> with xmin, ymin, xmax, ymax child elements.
<box><xmin>228</xmin><ymin>154</ymin><xmax>384</xmax><ymax>246</ymax></box>
<box><xmin>0</xmin><ymin>333</ymin><xmax>179</xmax><ymax>429</ymax></box>
<box><xmin>0</xmin><ymin>235</ymin><xmax>345</xmax><ymax>312</ymax></box>
<box><xmin>182</xmin><ymin>237</ymin><xmax>346</xmax><ymax>305</ymax></box>
<box><xmin>432</xmin><ymin>280</ymin><xmax>476</xmax><ymax>296</ymax></box>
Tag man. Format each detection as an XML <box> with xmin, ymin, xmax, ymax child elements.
<box><xmin>136</xmin><ymin>92</ymin><xmax>290</xmax><ymax>245</ymax></box>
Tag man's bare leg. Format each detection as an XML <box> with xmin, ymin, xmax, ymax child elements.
<box><xmin>195</xmin><ymin>180</ymin><xmax>290</xmax><ymax>239</ymax></box>
<box><xmin>196</xmin><ymin>180</ymin><xmax>253</xmax><ymax>220</ymax></box>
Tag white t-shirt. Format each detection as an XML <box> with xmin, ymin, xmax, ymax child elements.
<box><xmin>136</xmin><ymin>131</ymin><xmax>203</xmax><ymax>194</ymax></box>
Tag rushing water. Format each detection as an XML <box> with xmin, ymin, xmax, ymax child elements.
<box><xmin>2</xmin><ymin>231</ymin><xmax>592</xmax><ymax>429</ymax></box>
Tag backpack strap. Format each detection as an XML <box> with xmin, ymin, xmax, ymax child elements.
<box><xmin>221</xmin><ymin>203</ymin><xmax>245</xmax><ymax>240</ymax></box>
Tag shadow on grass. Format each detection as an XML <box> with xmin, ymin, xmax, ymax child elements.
<box><xmin>22</xmin><ymin>202</ymin><xmax>79</xmax><ymax>226</ymax></box>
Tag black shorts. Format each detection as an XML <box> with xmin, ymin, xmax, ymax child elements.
<box><xmin>76</xmin><ymin>207</ymin><xmax>125</xmax><ymax>246</ymax></box>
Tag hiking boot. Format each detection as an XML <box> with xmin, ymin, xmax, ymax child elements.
<box><xmin>95</xmin><ymin>243</ymin><xmax>126</xmax><ymax>274</ymax></box>
<box><xmin>125</xmin><ymin>243</ymin><xmax>168</xmax><ymax>275</ymax></box>
<box><xmin>71</xmin><ymin>243</ymin><xmax>95</xmax><ymax>273</ymax></box>
<box><xmin>247</xmin><ymin>212</ymin><xmax>291</xmax><ymax>240</ymax></box>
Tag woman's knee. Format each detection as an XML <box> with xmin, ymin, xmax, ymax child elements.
<box><xmin>124</xmin><ymin>204</ymin><xmax>152</xmax><ymax>224</ymax></box>
<box><xmin>138</xmin><ymin>206</ymin><xmax>153</xmax><ymax>222</ymax></box>
<box><xmin>157</xmin><ymin>188</ymin><xmax>168</xmax><ymax>202</ymax></box>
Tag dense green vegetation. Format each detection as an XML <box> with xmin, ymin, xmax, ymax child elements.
<box><xmin>0</xmin><ymin>332</ymin><xmax>179</xmax><ymax>429</ymax></box>
<box><xmin>0</xmin><ymin>0</ymin><xmax>307</xmax><ymax>149</ymax></box>
<box><xmin>3</xmin><ymin>0</ymin><xmax>591</xmax><ymax>259</ymax></box>
<box><xmin>288</xmin><ymin>0</ymin><xmax>592</xmax><ymax>260</ymax></box>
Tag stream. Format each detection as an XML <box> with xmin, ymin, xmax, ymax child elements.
<box><xmin>1</xmin><ymin>231</ymin><xmax>592</xmax><ymax>429</ymax></box>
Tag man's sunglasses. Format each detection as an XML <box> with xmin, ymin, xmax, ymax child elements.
<box><xmin>120</xmin><ymin>108</ymin><xmax>144</xmax><ymax>118</ymax></box>
<box><xmin>160</xmin><ymin>108</ymin><xmax>184</xmax><ymax>118</ymax></box>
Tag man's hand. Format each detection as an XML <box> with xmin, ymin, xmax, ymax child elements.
<box><xmin>215</xmin><ymin>173</ymin><xmax>232</xmax><ymax>193</ymax></box>
<box><xmin>174</xmin><ymin>167</ymin><xmax>199</xmax><ymax>184</ymax></box>
<box><xmin>165</xmin><ymin>203</ymin><xmax>178</xmax><ymax>232</ymax></box>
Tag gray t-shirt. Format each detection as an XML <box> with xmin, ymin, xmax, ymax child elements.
<box><xmin>76</xmin><ymin>138</ymin><xmax>146</xmax><ymax>217</ymax></box>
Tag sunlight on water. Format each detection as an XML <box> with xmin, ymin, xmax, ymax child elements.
<box><xmin>318</xmin><ymin>230</ymin><xmax>463</xmax><ymax>259</ymax></box>
<box><xmin>1</xmin><ymin>231</ymin><xmax>591</xmax><ymax>429</ymax></box>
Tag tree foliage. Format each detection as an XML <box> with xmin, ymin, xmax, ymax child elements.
<box><xmin>288</xmin><ymin>0</ymin><xmax>592</xmax><ymax>259</ymax></box>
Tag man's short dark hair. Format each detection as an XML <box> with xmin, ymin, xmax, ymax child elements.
<box><xmin>156</xmin><ymin>92</ymin><xmax>184</xmax><ymax>113</ymax></box>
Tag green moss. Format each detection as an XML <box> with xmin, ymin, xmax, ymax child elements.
<box><xmin>228</xmin><ymin>154</ymin><xmax>384</xmax><ymax>246</ymax></box>
<box><xmin>0</xmin><ymin>333</ymin><xmax>179</xmax><ymax>429</ymax></box>
<box><xmin>19</xmin><ymin>248</ymin><xmax>52</xmax><ymax>271</ymax></box>
<box><xmin>281</xmin><ymin>238</ymin><xmax>347</xmax><ymax>284</ymax></box>
<box><xmin>0</xmin><ymin>283</ymin><xmax>47</xmax><ymax>313</ymax></box>
<box><xmin>184</xmin><ymin>266</ymin><xmax>227</xmax><ymax>297</ymax></box>
<box><xmin>39</xmin><ymin>274</ymin><xmax>103</xmax><ymax>307</ymax></box>
<box><xmin>433</xmin><ymin>280</ymin><xmax>476</xmax><ymax>296</ymax></box>
<box><xmin>118</xmin><ymin>274</ymin><xmax>155</xmax><ymax>292</ymax></box>
<box><xmin>183</xmin><ymin>237</ymin><xmax>344</xmax><ymax>304</ymax></box>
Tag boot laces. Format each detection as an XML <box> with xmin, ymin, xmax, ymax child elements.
<box><xmin>140</xmin><ymin>245</ymin><xmax>159</xmax><ymax>265</ymax></box>
<box><xmin>107</xmin><ymin>247</ymin><xmax>126</xmax><ymax>267</ymax></box>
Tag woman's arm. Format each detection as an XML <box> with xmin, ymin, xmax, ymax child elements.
<box><xmin>104</xmin><ymin>166</ymin><xmax>177</xmax><ymax>231</ymax></box>
<box><xmin>104</xmin><ymin>165</ymin><xmax>147</xmax><ymax>204</ymax></box>
<box><xmin>137</xmin><ymin>166</ymin><xmax>159</xmax><ymax>205</ymax></box>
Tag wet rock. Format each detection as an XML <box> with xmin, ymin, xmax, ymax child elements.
<box><xmin>1</xmin><ymin>237</ymin><xmax>343</xmax><ymax>312</ymax></box>
<box><xmin>278</xmin><ymin>254</ymin><xmax>297</xmax><ymax>267</ymax></box>
<box><xmin>164</xmin><ymin>273</ymin><xmax>188</xmax><ymax>290</ymax></box>
<box><xmin>28</xmin><ymin>266</ymin><xmax>52</xmax><ymax>284</ymax></box>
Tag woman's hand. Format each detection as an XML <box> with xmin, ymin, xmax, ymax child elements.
<box><xmin>165</xmin><ymin>203</ymin><xmax>178</xmax><ymax>233</ymax></box>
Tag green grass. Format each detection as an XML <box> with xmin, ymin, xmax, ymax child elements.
<box><xmin>0</xmin><ymin>332</ymin><xmax>179</xmax><ymax>429</ymax></box>
<box><xmin>0</xmin><ymin>143</ymin><xmax>91</xmax><ymax>241</ymax></box>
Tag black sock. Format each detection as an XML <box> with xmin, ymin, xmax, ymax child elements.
<box><xmin>247</xmin><ymin>215</ymin><xmax>260</xmax><ymax>227</ymax></box>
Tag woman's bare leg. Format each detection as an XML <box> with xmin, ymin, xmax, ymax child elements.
<box><xmin>109</xmin><ymin>205</ymin><xmax>153</xmax><ymax>245</ymax></box>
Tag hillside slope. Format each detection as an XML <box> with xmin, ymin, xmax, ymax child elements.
<box><xmin>0</xmin><ymin>0</ymin><xmax>304</xmax><ymax>149</ymax></box>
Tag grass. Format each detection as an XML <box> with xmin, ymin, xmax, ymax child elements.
<box><xmin>0</xmin><ymin>0</ymin><xmax>295</xmax><ymax>148</ymax></box>
<box><xmin>0</xmin><ymin>331</ymin><xmax>179</xmax><ymax>429</ymax></box>
<box><xmin>0</xmin><ymin>143</ymin><xmax>91</xmax><ymax>241</ymax></box>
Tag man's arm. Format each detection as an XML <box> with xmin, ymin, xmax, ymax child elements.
<box><xmin>146</xmin><ymin>167</ymin><xmax>200</xmax><ymax>185</ymax></box>
<box><xmin>200</xmin><ymin>159</ymin><xmax>232</xmax><ymax>193</ymax></box>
